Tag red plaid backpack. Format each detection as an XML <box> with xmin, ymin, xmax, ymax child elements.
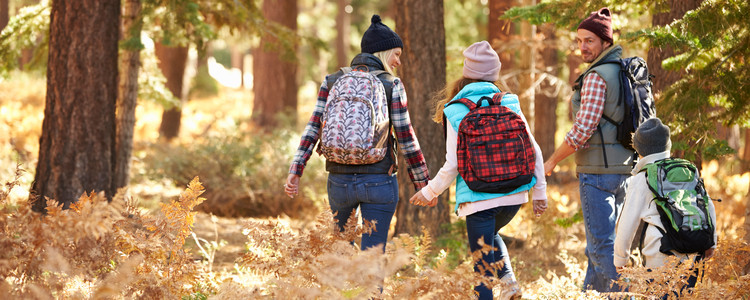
<box><xmin>446</xmin><ymin>92</ymin><xmax>536</xmax><ymax>193</ymax></box>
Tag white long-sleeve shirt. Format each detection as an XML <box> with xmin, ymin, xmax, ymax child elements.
<box><xmin>614</xmin><ymin>151</ymin><xmax>718</xmax><ymax>268</ymax></box>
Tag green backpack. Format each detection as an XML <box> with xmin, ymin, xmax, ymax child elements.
<box><xmin>641</xmin><ymin>158</ymin><xmax>715</xmax><ymax>254</ymax></box>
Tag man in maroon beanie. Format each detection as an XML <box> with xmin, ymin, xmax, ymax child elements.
<box><xmin>544</xmin><ymin>7</ymin><xmax>635</xmax><ymax>293</ymax></box>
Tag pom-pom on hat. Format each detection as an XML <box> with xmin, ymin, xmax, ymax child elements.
<box><xmin>633</xmin><ymin>118</ymin><xmax>672</xmax><ymax>156</ymax></box>
<box><xmin>577</xmin><ymin>7</ymin><xmax>614</xmax><ymax>45</ymax></box>
<box><xmin>462</xmin><ymin>41</ymin><xmax>501</xmax><ymax>82</ymax></box>
<box><xmin>361</xmin><ymin>15</ymin><xmax>403</xmax><ymax>54</ymax></box>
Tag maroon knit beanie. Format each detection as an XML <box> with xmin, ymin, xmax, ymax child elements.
<box><xmin>577</xmin><ymin>7</ymin><xmax>613</xmax><ymax>45</ymax></box>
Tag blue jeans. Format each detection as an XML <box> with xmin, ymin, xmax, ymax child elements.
<box><xmin>579</xmin><ymin>173</ymin><xmax>629</xmax><ymax>292</ymax></box>
<box><xmin>466</xmin><ymin>204</ymin><xmax>522</xmax><ymax>300</ymax></box>
<box><xmin>327</xmin><ymin>173</ymin><xmax>398</xmax><ymax>252</ymax></box>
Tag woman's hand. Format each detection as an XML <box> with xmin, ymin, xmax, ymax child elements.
<box><xmin>533</xmin><ymin>199</ymin><xmax>548</xmax><ymax>217</ymax></box>
<box><xmin>284</xmin><ymin>174</ymin><xmax>300</xmax><ymax>198</ymax></box>
<box><xmin>409</xmin><ymin>191</ymin><xmax>437</xmax><ymax>207</ymax></box>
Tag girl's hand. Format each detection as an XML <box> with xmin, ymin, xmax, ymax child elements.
<box><xmin>533</xmin><ymin>199</ymin><xmax>548</xmax><ymax>217</ymax></box>
<box><xmin>409</xmin><ymin>191</ymin><xmax>436</xmax><ymax>207</ymax></box>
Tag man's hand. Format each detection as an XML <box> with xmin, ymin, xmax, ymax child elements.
<box><xmin>284</xmin><ymin>174</ymin><xmax>300</xmax><ymax>198</ymax></box>
<box><xmin>544</xmin><ymin>160</ymin><xmax>556</xmax><ymax>176</ymax></box>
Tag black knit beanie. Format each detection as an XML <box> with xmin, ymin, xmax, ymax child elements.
<box><xmin>633</xmin><ymin>118</ymin><xmax>672</xmax><ymax>156</ymax></box>
<box><xmin>361</xmin><ymin>15</ymin><xmax>403</xmax><ymax>54</ymax></box>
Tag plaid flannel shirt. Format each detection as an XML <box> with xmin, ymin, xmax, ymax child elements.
<box><xmin>289</xmin><ymin>76</ymin><xmax>429</xmax><ymax>188</ymax></box>
<box><xmin>564</xmin><ymin>72</ymin><xmax>607</xmax><ymax>151</ymax></box>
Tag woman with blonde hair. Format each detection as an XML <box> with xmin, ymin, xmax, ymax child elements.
<box><xmin>285</xmin><ymin>15</ymin><xmax>429</xmax><ymax>252</ymax></box>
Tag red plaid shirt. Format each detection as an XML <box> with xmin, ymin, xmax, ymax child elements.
<box><xmin>564</xmin><ymin>72</ymin><xmax>607</xmax><ymax>151</ymax></box>
<box><xmin>289</xmin><ymin>76</ymin><xmax>429</xmax><ymax>188</ymax></box>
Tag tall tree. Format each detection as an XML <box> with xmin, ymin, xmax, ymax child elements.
<box><xmin>488</xmin><ymin>0</ymin><xmax>515</xmax><ymax>71</ymax></box>
<box><xmin>0</xmin><ymin>0</ymin><xmax>8</xmax><ymax>33</ymax></box>
<box><xmin>517</xmin><ymin>0</ymin><xmax>536</xmax><ymax>132</ymax></box>
<box><xmin>535</xmin><ymin>23</ymin><xmax>558</xmax><ymax>160</ymax></box>
<box><xmin>155</xmin><ymin>43</ymin><xmax>189</xmax><ymax>141</ymax></box>
<box><xmin>252</xmin><ymin>0</ymin><xmax>298</xmax><ymax>128</ymax></box>
<box><xmin>115</xmin><ymin>0</ymin><xmax>143</xmax><ymax>190</ymax></box>
<box><xmin>31</xmin><ymin>0</ymin><xmax>120</xmax><ymax>211</ymax></box>
<box><xmin>393</xmin><ymin>0</ymin><xmax>450</xmax><ymax>237</ymax></box>
<box><xmin>334</xmin><ymin>0</ymin><xmax>350</xmax><ymax>69</ymax></box>
<box><xmin>647</xmin><ymin>0</ymin><xmax>701</xmax><ymax>95</ymax></box>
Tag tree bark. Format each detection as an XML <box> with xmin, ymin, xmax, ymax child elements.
<box><xmin>535</xmin><ymin>23</ymin><xmax>558</xmax><ymax>160</ymax></box>
<box><xmin>517</xmin><ymin>0</ymin><xmax>535</xmax><ymax>133</ymax></box>
<box><xmin>393</xmin><ymin>0</ymin><xmax>450</xmax><ymax>237</ymax></box>
<box><xmin>31</xmin><ymin>0</ymin><xmax>120</xmax><ymax>211</ymax></box>
<box><xmin>648</xmin><ymin>0</ymin><xmax>702</xmax><ymax>96</ymax></box>
<box><xmin>0</xmin><ymin>0</ymin><xmax>9</xmax><ymax>33</ymax></box>
<box><xmin>114</xmin><ymin>0</ymin><xmax>142</xmax><ymax>191</ymax></box>
<box><xmin>155</xmin><ymin>43</ymin><xmax>189</xmax><ymax>141</ymax></box>
<box><xmin>335</xmin><ymin>0</ymin><xmax>350</xmax><ymax>69</ymax></box>
<box><xmin>744</xmin><ymin>129</ymin><xmax>750</xmax><ymax>169</ymax></box>
<box><xmin>488</xmin><ymin>0</ymin><xmax>515</xmax><ymax>71</ymax></box>
<box><xmin>252</xmin><ymin>0</ymin><xmax>298</xmax><ymax>129</ymax></box>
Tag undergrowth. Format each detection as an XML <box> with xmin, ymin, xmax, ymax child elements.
<box><xmin>139</xmin><ymin>126</ymin><xmax>327</xmax><ymax>219</ymax></box>
<box><xmin>1</xmin><ymin>169</ymin><xmax>749</xmax><ymax>299</ymax></box>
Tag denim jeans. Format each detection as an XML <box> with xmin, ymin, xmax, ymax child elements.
<box><xmin>327</xmin><ymin>173</ymin><xmax>398</xmax><ymax>252</ymax></box>
<box><xmin>465</xmin><ymin>204</ymin><xmax>522</xmax><ymax>300</ymax></box>
<box><xmin>579</xmin><ymin>173</ymin><xmax>630</xmax><ymax>292</ymax></box>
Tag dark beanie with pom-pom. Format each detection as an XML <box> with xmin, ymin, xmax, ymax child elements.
<box><xmin>361</xmin><ymin>15</ymin><xmax>403</xmax><ymax>54</ymax></box>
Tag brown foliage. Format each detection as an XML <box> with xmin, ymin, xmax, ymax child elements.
<box><xmin>0</xmin><ymin>175</ymin><xmax>210</xmax><ymax>299</ymax></box>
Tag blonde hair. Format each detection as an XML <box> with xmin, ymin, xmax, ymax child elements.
<box><xmin>431</xmin><ymin>78</ymin><xmax>507</xmax><ymax>123</ymax></box>
<box><xmin>373</xmin><ymin>48</ymin><xmax>397</xmax><ymax>75</ymax></box>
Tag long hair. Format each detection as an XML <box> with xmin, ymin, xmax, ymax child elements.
<box><xmin>432</xmin><ymin>78</ymin><xmax>507</xmax><ymax>123</ymax></box>
<box><xmin>373</xmin><ymin>48</ymin><xmax>397</xmax><ymax>75</ymax></box>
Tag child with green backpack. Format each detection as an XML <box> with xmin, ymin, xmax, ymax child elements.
<box><xmin>614</xmin><ymin>118</ymin><xmax>717</xmax><ymax>294</ymax></box>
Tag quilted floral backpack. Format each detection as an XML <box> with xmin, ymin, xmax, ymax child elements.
<box><xmin>318</xmin><ymin>67</ymin><xmax>390</xmax><ymax>165</ymax></box>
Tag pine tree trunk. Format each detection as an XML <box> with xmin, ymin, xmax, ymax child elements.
<box><xmin>155</xmin><ymin>43</ymin><xmax>189</xmax><ymax>141</ymax></box>
<box><xmin>0</xmin><ymin>0</ymin><xmax>9</xmax><ymax>32</ymax></box>
<box><xmin>517</xmin><ymin>0</ymin><xmax>536</xmax><ymax>133</ymax></box>
<box><xmin>252</xmin><ymin>0</ymin><xmax>298</xmax><ymax>129</ymax></box>
<box><xmin>393</xmin><ymin>0</ymin><xmax>450</xmax><ymax>237</ymax></box>
<box><xmin>648</xmin><ymin>0</ymin><xmax>702</xmax><ymax>96</ymax></box>
<box><xmin>114</xmin><ymin>0</ymin><xmax>142</xmax><ymax>191</ymax></box>
<box><xmin>335</xmin><ymin>0</ymin><xmax>350</xmax><ymax>69</ymax></box>
<box><xmin>31</xmin><ymin>0</ymin><xmax>120</xmax><ymax>212</ymax></box>
<box><xmin>488</xmin><ymin>0</ymin><xmax>515</xmax><ymax>72</ymax></box>
<box><xmin>535</xmin><ymin>24</ymin><xmax>558</xmax><ymax>160</ymax></box>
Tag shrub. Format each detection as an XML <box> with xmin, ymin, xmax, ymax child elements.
<box><xmin>140</xmin><ymin>126</ymin><xmax>327</xmax><ymax>219</ymax></box>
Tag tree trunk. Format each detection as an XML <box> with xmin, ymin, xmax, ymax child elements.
<box><xmin>488</xmin><ymin>0</ymin><xmax>515</xmax><ymax>71</ymax></box>
<box><xmin>31</xmin><ymin>0</ymin><xmax>120</xmax><ymax>212</ymax></box>
<box><xmin>745</xmin><ymin>185</ymin><xmax>750</xmax><ymax>250</ymax></box>
<box><xmin>517</xmin><ymin>0</ymin><xmax>536</xmax><ymax>133</ymax></box>
<box><xmin>535</xmin><ymin>23</ymin><xmax>558</xmax><ymax>160</ymax></box>
<box><xmin>155</xmin><ymin>43</ymin><xmax>189</xmax><ymax>141</ymax></box>
<box><xmin>648</xmin><ymin>0</ymin><xmax>702</xmax><ymax>96</ymax></box>
<box><xmin>335</xmin><ymin>0</ymin><xmax>350</xmax><ymax>69</ymax></box>
<box><xmin>252</xmin><ymin>0</ymin><xmax>298</xmax><ymax>129</ymax></box>
<box><xmin>0</xmin><ymin>0</ymin><xmax>9</xmax><ymax>32</ymax></box>
<box><xmin>114</xmin><ymin>0</ymin><xmax>142</xmax><ymax>191</ymax></box>
<box><xmin>744</xmin><ymin>129</ymin><xmax>750</xmax><ymax>169</ymax></box>
<box><xmin>393</xmin><ymin>0</ymin><xmax>450</xmax><ymax>237</ymax></box>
